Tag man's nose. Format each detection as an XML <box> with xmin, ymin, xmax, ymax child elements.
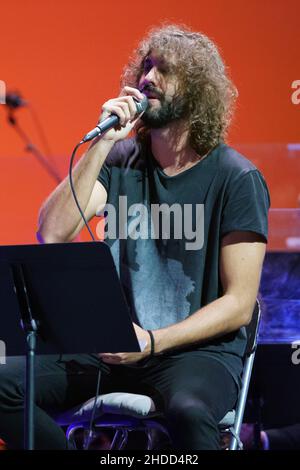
<box><xmin>144</xmin><ymin>66</ymin><xmax>159</xmax><ymax>84</ymax></box>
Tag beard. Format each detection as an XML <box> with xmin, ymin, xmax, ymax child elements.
<box><xmin>141</xmin><ymin>90</ymin><xmax>188</xmax><ymax>129</ymax></box>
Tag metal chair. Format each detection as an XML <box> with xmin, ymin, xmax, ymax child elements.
<box><xmin>220</xmin><ymin>298</ymin><xmax>261</xmax><ymax>450</ymax></box>
<box><xmin>56</xmin><ymin>299</ymin><xmax>261</xmax><ymax>450</ymax></box>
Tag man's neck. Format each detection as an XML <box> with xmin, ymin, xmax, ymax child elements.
<box><xmin>150</xmin><ymin>121</ymin><xmax>201</xmax><ymax>176</ymax></box>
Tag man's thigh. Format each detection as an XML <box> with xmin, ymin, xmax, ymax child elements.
<box><xmin>0</xmin><ymin>354</ymin><xmax>120</xmax><ymax>412</ymax></box>
<box><xmin>137</xmin><ymin>352</ymin><xmax>239</xmax><ymax>421</ymax></box>
<box><xmin>0</xmin><ymin>352</ymin><xmax>238</xmax><ymax>419</ymax></box>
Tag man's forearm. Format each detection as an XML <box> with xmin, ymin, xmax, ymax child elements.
<box><xmin>37</xmin><ymin>138</ymin><xmax>114</xmax><ymax>243</ymax></box>
<box><xmin>153</xmin><ymin>293</ymin><xmax>253</xmax><ymax>354</ymax></box>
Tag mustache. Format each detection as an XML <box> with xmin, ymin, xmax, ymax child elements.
<box><xmin>139</xmin><ymin>84</ymin><xmax>164</xmax><ymax>100</ymax></box>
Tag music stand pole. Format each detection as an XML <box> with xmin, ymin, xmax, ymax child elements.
<box><xmin>25</xmin><ymin>330</ymin><xmax>37</xmax><ymax>450</ymax></box>
<box><xmin>11</xmin><ymin>264</ymin><xmax>38</xmax><ymax>450</ymax></box>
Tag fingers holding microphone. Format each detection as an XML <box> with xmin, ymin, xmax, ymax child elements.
<box><xmin>98</xmin><ymin>87</ymin><xmax>147</xmax><ymax>143</ymax></box>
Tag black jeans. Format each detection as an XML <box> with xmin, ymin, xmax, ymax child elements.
<box><xmin>0</xmin><ymin>351</ymin><xmax>238</xmax><ymax>450</ymax></box>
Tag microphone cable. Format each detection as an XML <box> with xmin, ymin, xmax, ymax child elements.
<box><xmin>68</xmin><ymin>141</ymin><xmax>95</xmax><ymax>241</ymax></box>
<box><xmin>68</xmin><ymin>137</ymin><xmax>111</xmax><ymax>448</ymax></box>
<box><xmin>85</xmin><ymin>367</ymin><xmax>102</xmax><ymax>450</ymax></box>
<box><xmin>68</xmin><ymin>96</ymin><xmax>147</xmax><ymax>446</ymax></box>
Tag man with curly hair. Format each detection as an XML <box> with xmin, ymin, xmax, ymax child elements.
<box><xmin>0</xmin><ymin>25</ymin><xmax>270</xmax><ymax>450</ymax></box>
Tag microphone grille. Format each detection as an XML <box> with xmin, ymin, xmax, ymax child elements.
<box><xmin>135</xmin><ymin>94</ymin><xmax>148</xmax><ymax>114</ymax></box>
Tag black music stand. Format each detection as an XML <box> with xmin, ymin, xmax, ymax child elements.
<box><xmin>0</xmin><ymin>241</ymin><xmax>140</xmax><ymax>450</ymax></box>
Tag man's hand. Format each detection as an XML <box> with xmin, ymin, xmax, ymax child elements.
<box><xmin>98</xmin><ymin>323</ymin><xmax>152</xmax><ymax>365</ymax></box>
<box><xmin>99</xmin><ymin>87</ymin><xmax>145</xmax><ymax>143</ymax></box>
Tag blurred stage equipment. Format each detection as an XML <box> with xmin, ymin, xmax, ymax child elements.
<box><xmin>245</xmin><ymin>226</ymin><xmax>300</xmax><ymax>447</ymax></box>
<box><xmin>3</xmin><ymin>90</ymin><xmax>61</xmax><ymax>183</ymax></box>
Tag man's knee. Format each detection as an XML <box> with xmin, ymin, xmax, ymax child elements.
<box><xmin>0</xmin><ymin>362</ymin><xmax>25</xmax><ymax>407</ymax></box>
<box><xmin>165</xmin><ymin>392</ymin><xmax>217</xmax><ymax>430</ymax></box>
<box><xmin>164</xmin><ymin>392</ymin><xmax>221</xmax><ymax>449</ymax></box>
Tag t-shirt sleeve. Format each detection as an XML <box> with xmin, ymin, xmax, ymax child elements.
<box><xmin>97</xmin><ymin>161</ymin><xmax>111</xmax><ymax>193</ymax></box>
<box><xmin>96</xmin><ymin>138</ymin><xmax>138</xmax><ymax>192</ymax></box>
<box><xmin>220</xmin><ymin>169</ymin><xmax>271</xmax><ymax>242</ymax></box>
<box><xmin>96</xmin><ymin>142</ymin><xmax>120</xmax><ymax>192</ymax></box>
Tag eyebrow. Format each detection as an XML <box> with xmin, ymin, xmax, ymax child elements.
<box><xmin>142</xmin><ymin>54</ymin><xmax>171</xmax><ymax>71</ymax></box>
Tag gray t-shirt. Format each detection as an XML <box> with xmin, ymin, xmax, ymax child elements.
<box><xmin>97</xmin><ymin>137</ymin><xmax>270</xmax><ymax>386</ymax></box>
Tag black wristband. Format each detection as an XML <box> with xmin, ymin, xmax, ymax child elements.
<box><xmin>147</xmin><ymin>330</ymin><xmax>155</xmax><ymax>356</ymax></box>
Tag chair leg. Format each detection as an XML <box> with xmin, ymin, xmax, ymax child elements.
<box><xmin>66</xmin><ymin>424</ymin><xmax>82</xmax><ymax>450</ymax></box>
<box><xmin>83</xmin><ymin>427</ymin><xmax>99</xmax><ymax>450</ymax></box>
<box><xmin>110</xmin><ymin>429</ymin><xmax>128</xmax><ymax>450</ymax></box>
<box><xmin>229</xmin><ymin>427</ymin><xmax>244</xmax><ymax>450</ymax></box>
<box><xmin>144</xmin><ymin>425</ymin><xmax>171</xmax><ymax>450</ymax></box>
<box><xmin>146</xmin><ymin>429</ymin><xmax>154</xmax><ymax>450</ymax></box>
<box><xmin>118</xmin><ymin>430</ymin><xmax>129</xmax><ymax>450</ymax></box>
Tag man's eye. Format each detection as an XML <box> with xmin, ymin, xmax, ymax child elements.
<box><xmin>143</xmin><ymin>60</ymin><xmax>152</xmax><ymax>73</ymax></box>
<box><xmin>142</xmin><ymin>58</ymin><xmax>170</xmax><ymax>75</ymax></box>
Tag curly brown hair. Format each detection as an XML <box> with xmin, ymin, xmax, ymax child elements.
<box><xmin>121</xmin><ymin>24</ymin><xmax>238</xmax><ymax>156</ymax></box>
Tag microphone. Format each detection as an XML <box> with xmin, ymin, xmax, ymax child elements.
<box><xmin>81</xmin><ymin>94</ymin><xmax>148</xmax><ymax>143</ymax></box>
<box><xmin>4</xmin><ymin>92</ymin><xmax>28</xmax><ymax>109</ymax></box>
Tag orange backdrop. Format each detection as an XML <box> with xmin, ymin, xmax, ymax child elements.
<box><xmin>0</xmin><ymin>0</ymin><xmax>299</xmax><ymax>244</ymax></box>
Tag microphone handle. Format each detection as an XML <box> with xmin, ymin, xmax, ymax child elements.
<box><xmin>82</xmin><ymin>115</ymin><xmax>119</xmax><ymax>142</ymax></box>
<box><xmin>81</xmin><ymin>95</ymin><xmax>148</xmax><ymax>143</ymax></box>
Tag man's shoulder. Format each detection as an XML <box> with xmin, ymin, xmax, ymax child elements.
<box><xmin>215</xmin><ymin>144</ymin><xmax>270</xmax><ymax>202</ymax></box>
<box><xmin>216</xmin><ymin>143</ymin><xmax>258</xmax><ymax>178</ymax></box>
<box><xmin>106</xmin><ymin>137</ymin><xmax>142</xmax><ymax>169</ymax></box>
